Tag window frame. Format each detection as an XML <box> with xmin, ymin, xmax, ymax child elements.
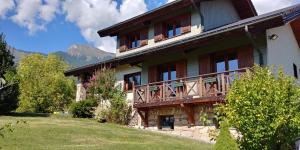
<box><xmin>124</xmin><ymin>72</ymin><xmax>142</xmax><ymax>92</ymax></box>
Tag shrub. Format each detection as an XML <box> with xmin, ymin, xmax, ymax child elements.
<box><xmin>109</xmin><ymin>90</ymin><xmax>132</xmax><ymax>124</ymax></box>
<box><xmin>214</xmin><ymin>121</ymin><xmax>239</xmax><ymax>150</ymax></box>
<box><xmin>70</xmin><ymin>99</ymin><xmax>97</xmax><ymax>118</ymax></box>
<box><xmin>223</xmin><ymin>66</ymin><xmax>300</xmax><ymax>149</ymax></box>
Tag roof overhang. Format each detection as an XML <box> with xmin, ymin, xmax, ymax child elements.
<box><xmin>97</xmin><ymin>0</ymin><xmax>257</xmax><ymax>37</ymax></box>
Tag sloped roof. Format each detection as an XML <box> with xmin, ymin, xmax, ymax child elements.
<box><xmin>98</xmin><ymin>0</ymin><xmax>257</xmax><ymax>37</ymax></box>
<box><xmin>65</xmin><ymin>3</ymin><xmax>300</xmax><ymax>76</ymax></box>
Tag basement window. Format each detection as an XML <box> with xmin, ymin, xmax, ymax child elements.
<box><xmin>159</xmin><ymin>115</ymin><xmax>174</xmax><ymax>130</ymax></box>
<box><xmin>293</xmin><ymin>63</ymin><xmax>298</xmax><ymax>79</ymax></box>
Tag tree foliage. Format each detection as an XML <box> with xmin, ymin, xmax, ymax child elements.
<box><xmin>0</xmin><ymin>33</ymin><xmax>19</xmax><ymax>114</ymax></box>
<box><xmin>214</xmin><ymin>121</ymin><xmax>239</xmax><ymax>150</ymax></box>
<box><xmin>70</xmin><ymin>99</ymin><xmax>97</xmax><ymax>118</ymax></box>
<box><xmin>87</xmin><ymin>68</ymin><xmax>131</xmax><ymax>124</ymax></box>
<box><xmin>224</xmin><ymin>66</ymin><xmax>300</xmax><ymax>150</ymax></box>
<box><xmin>0</xmin><ymin>33</ymin><xmax>14</xmax><ymax>77</ymax></box>
<box><xmin>17</xmin><ymin>54</ymin><xmax>75</xmax><ymax>113</ymax></box>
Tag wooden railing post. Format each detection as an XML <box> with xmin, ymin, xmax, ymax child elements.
<box><xmin>146</xmin><ymin>84</ymin><xmax>150</xmax><ymax>103</ymax></box>
<box><xmin>221</xmin><ymin>73</ymin><xmax>226</xmax><ymax>95</ymax></box>
<box><xmin>199</xmin><ymin>77</ymin><xmax>203</xmax><ymax>97</ymax></box>
<box><xmin>162</xmin><ymin>82</ymin><xmax>166</xmax><ymax>102</ymax></box>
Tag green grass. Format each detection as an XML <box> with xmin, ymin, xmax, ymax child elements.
<box><xmin>0</xmin><ymin>115</ymin><xmax>212</xmax><ymax>150</ymax></box>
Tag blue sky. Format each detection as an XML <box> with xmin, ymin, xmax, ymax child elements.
<box><xmin>0</xmin><ymin>0</ymin><xmax>299</xmax><ymax>54</ymax></box>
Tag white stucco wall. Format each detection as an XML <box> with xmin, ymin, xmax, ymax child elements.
<box><xmin>115</xmin><ymin>65</ymin><xmax>142</xmax><ymax>103</ymax></box>
<box><xmin>266</xmin><ymin>24</ymin><xmax>300</xmax><ymax>81</ymax></box>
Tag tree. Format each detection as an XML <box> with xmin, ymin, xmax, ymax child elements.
<box><xmin>214</xmin><ymin>121</ymin><xmax>239</xmax><ymax>150</ymax></box>
<box><xmin>87</xmin><ymin>68</ymin><xmax>131</xmax><ymax>124</ymax></box>
<box><xmin>17</xmin><ymin>54</ymin><xmax>75</xmax><ymax>113</ymax></box>
<box><xmin>0</xmin><ymin>33</ymin><xmax>19</xmax><ymax>114</ymax></box>
<box><xmin>224</xmin><ymin>66</ymin><xmax>300</xmax><ymax>150</ymax></box>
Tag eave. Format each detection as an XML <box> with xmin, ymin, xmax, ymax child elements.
<box><xmin>97</xmin><ymin>0</ymin><xmax>257</xmax><ymax>37</ymax></box>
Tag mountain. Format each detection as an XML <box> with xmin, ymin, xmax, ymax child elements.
<box><xmin>8</xmin><ymin>44</ymin><xmax>115</xmax><ymax>68</ymax></box>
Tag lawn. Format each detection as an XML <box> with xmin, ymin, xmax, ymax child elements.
<box><xmin>0</xmin><ymin>114</ymin><xmax>212</xmax><ymax>150</ymax></box>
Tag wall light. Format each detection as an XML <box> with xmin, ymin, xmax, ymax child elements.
<box><xmin>268</xmin><ymin>34</ymin><xmax>279</xmax><ymax>40</ymax></box>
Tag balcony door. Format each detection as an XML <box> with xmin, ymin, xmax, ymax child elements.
<box><xmin>215</xmin><ymin>52</ymin><xmax>238</xmax><ymax>73</ymax></box>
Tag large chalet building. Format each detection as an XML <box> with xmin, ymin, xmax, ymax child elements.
<box><xmin>65</xmin><ymin>0</ymin><xmax>300</xmax><ymax>140</ymax></box>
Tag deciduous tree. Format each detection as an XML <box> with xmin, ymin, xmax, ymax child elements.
<box><xmin>17</xmin><ymin>54</ymin><xmax>75</xmax><ymax>113</ymax></box>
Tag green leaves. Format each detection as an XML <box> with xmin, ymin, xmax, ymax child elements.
<box><xmin>17</xmin><ymin>54</ymin><xmax>75</xmax><ymax>113</ymax></box>
<box><xmin>222</xmin><ymin>65</ymin><xmax>300</xmax><ymax>150</ymax></box>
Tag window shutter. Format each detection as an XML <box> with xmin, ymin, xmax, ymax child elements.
<box><xmin>148</xmin><ymin>65</ymin><xmax>158</xmax><ymax>83</ymax></box>
<box><xmin>176</xmin><ymin>60</ymin><xmax>187</xmax><ymax>78</ymax></box>
<box><xmin>199</xmin><ymin>55</ymin><xmax>212</xmax><ymax>75</ymax></box>
<box><xmin>237</xmin><ymin>47</ymin><xmax>254</xmax><ymax>68</ymax></box>
<box><xmin>119</xmin><ymin>35</ymin><xmax>127</xmax><ymax>52</ymax></box>
<box><xmin>154</xmin><ymin>23</ymin><xmax>165</xmax><ymax>42</ymax></box>
<box><xmin>140</xmin><ymin>28</ymin><xmax>148</xmax><ymax>46</ymax></box>
<box><xmin>181</xmin><ymin>13</ymin><xmax>191</xmax><ymax>34</ymax></box>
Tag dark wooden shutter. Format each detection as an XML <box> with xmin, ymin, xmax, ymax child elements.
<box><xmin>199</xmin><ymin>55</ymin><xmax>212</xmax><ymax>75</ymax></box>
<box><xmin>148</xmin><ymin>65</ymin><xmax>158</xmax><ymax>83</ymax></box>
<box><xmin>119</xmin><ymin>35</ymin><xmax>127</xmax><ymax>52</ymax></box>
<box><xmin>140</xmin><ymin>28</ymin><xmax>148</xmax><ymax>46</ymax></box>
<box><xmin>176</xmin><ymin>60</ymin><xmax>187</xmax><ymax>78</ymax></box>
<box><xmin>237</xmin><ymin>47</ymin><xmax>254</xmax><ymax>68</ymax></box>
<box><xmin>154</xmin><ymin>23</ymin><xmax>165</xmax><ymax>42</ymax></box>
<box><xmin>181</xmin><ymin>13</ymin><xmax>191</xmax><ymax>34</ymax></box>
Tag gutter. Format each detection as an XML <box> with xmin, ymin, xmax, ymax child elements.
<box><xmin>244</xmin><ymin>25</ymin><xmax>264</xmax><ymax>66</ymax></box>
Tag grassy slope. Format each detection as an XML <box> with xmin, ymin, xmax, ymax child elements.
<box><xmin>0</xmin><ymin>116</ymin><xmax>212</xmax><ymax>150</ymax></box>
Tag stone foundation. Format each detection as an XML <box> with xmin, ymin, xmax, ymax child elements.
<box><xmin>130</xmin><ymin>105</ymin><xmax>219</xmax><ymax>143</ymax></box>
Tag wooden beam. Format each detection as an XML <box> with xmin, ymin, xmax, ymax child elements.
<box><xmin>180</xmin><ymin>103</ymin><xmax>195</xmax><ymax>126</ymax></box>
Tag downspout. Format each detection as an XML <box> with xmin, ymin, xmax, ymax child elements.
<box><xmin>191</xmin><ymin>0</ymin><xmax>204</xmax><ymax>29</ymax></box>
<box><xmin>244</xmin><ymin>25</ymin><xmax>264</xmax><ymax>66</ymax></box>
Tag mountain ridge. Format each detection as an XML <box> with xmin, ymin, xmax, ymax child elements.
<box><xmin>8</xmin><ymin>44</ymin><xmax>115</xmax><ymax>68</ymax></box>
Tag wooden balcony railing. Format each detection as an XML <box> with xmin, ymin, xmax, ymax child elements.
<box><xmin>133</xmin><ymin>68</ymin><xmax>249</xmax><ymax>106</ymax></box>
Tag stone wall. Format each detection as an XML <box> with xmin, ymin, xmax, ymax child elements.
<box><xmin>147</xmin><ymin>105</ymin><xmax>215</xmax><ymax>128</ymax></box>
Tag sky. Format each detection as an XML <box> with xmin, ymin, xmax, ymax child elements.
<box><xmin>0</xmin><ymin>0</ymin><xmax>299</xmax><ymax>54</ymax></box>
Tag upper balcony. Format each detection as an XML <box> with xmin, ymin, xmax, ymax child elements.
<box><xmin>133</xmin><ymin>68</ymin><xmax>248</xmax><ymax>109</ymax></box>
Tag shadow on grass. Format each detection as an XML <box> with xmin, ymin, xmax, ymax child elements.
<box><xmin>2</xmin><ymin>112</ymin><xmax>51</xmax><ymax>117</ymax></box>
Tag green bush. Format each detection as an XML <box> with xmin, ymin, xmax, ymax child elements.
<box><xmin>224</xmin><ymin>66</ymin><xmax>300</xmax><ymax>149</ymax></box>
<box><xmin>214</xmin><ymin>121</ymin><xmax>239</xmax><ymax>150</ymax></box>
<box><xmin>70</xmin><ymin>99</ymin><xmax>97</xmax><ymax>118</ymax></box>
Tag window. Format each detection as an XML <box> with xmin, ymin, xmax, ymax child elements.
<box><xmin>127</xmin><ymin>33</ymin><xmax>140</xmax><ymax>49</ymax></box>
<box><xmin>124</xmin><ymin>72</ymin><xmax>141</xmax><ymax>91</ymax></box>
<box><xmin>160</xmin><ymin>64</ymin><xmax>176</xmax><ymax>81</ymax></box>
<box><xmin>214</xmin><ymin>52</ymin><xmax>238</xmax><ymax>72</ymax></box>
<box><xmin>294</xmin><ymin>63</ymin><xmax>298</xmax><ymax>79</ymax></box>
<box><xmin>166</xmin><ymin>20</ymin><xmax>182</xmax><ymax>39</ymax></box>
<box><xmin>159</xmin><ymin>115</ymin><xmax>174</xmax><ymax>130</ymax></box>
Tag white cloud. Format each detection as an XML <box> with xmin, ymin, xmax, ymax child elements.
<box><xmin>167</xmin><ymin>0</ymin><xmax>175</xmax><ymax>3</ymax></box>
<box><xmin>0</xmin><ymin>0</ymin><xmax>15</xmax><ymax>19</ymax></box>
<box><xmin>252</xmin><ymin>0</ymin><xmax>294</xmax><ymax>14</ymax></box>
<box><xmin>39</xmin><ymin>0</ymin><xmax>60</xmax><ymax>22</ymax></box>
<box><xmin>10</xmin><ymin>0</ymin><xmax>60</xmax><ymax>35</ymax></box>
<box><xmin>62</xmin><ymin>0</ymin><xmax>147</xmax><ymax>53</ymax></box>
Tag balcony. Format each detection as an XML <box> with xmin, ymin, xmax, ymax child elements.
<box><xmin>133</xmin><ymin>68</ymin><xmax>248</xmax><ymax>108</ymax></box>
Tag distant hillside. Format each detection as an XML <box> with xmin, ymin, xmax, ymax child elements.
<box><xmin>8</xmin><ymin>44</ymin><xmax>115</xmax><ymax>68</ymax></box>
